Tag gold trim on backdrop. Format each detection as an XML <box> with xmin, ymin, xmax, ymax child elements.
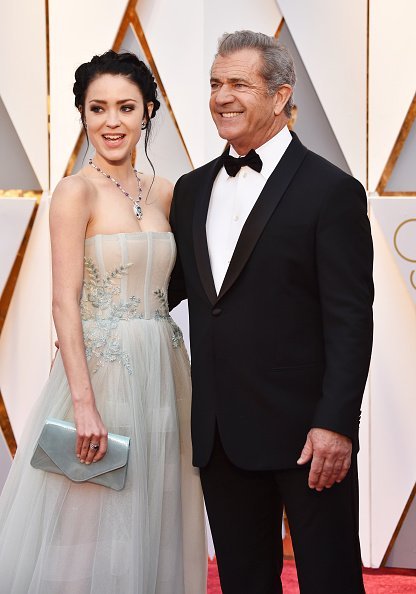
<box><xmin>0</xmin><ymin>204</ymin><xmax>39</xmax><ymax>455</ymax></box>
<box><xmin>113</xmin><ymin>0</ymin><xmax>137</xmax><ymax>51</ymax></box>
<box><xmin>381</xmin><ymin>482</ymin><xmax>416</xmax><ymax>566</ymax></box>
<box><xmin>274</xmin><ymin>18</ymin><xmax>285</xmax><ymax>39</ymax></box>
<box><xmin>65</xmin><ymin>0</ymin><xmax>194</xmax><ymax>176</ymax></box>
<box><xmin>64</xmin><ymin>132</ymin><xmax>85</xmax><ymax>178</ymax></box>
<box><xmin>0</xmin><ymin>191</ymin><xmax>42</xmax><ymax>203</ymax></box>
<box><xmin>376</xmin><ymin>93</ymin><xmax>416</xmax><ymax>196</ymax></box>
<box><xmin>381</xmin><ymin>191</ymin><xmax>416</xmax><ymax>197</ymax></box>
<box><xmin>0</xmin><ymin>392</ymin><xmax>17</xmax><ymax>457</ymax></box>
<box><xmin>393</xmin><ymin>218</ymin><xmax>416</xmax><ymax>263</ymax></box>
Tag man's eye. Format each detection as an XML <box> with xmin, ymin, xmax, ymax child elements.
<box><xmin>210</xmin><ymin>83</ymin><xmax>219</xmax><ymax>90</ymax></box>
<box><xmin>235</xmin><ymin>83</ymin><xmax>246</xmax><ymax>89</ymax></box>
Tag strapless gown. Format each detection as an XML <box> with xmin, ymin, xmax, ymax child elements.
<box><xmin>0</xmin><ymin>232</ymin><xmax>207</xmax><ymax>594</ymax></box>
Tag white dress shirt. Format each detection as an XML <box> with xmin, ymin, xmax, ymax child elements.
<box><xmin>206</xmin><ymin>126</ymin><xmax>292</xmax><ymax>294</ymax></box>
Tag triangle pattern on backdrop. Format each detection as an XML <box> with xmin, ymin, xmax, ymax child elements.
<box><xmin>384</xmin><ymin>110</ymin><xmax>416</xmax><ymax>194</ymax></box>
<box><xmin>278</xmin><ymin>24</ymin><xmax>351</xmax><ymax>176</ymax></box>
<box><xmin>385</xmin><ymin>485</ymin><xmax>416</xmax><ymax>569</ymax></box>
<box><xmin>0</xmin><ymin>199</ymin><xmax>36</xmax><ymax>298</ymax></box>
<box><xmin>0</xmin><ymin>97</ymin><xmax>41</xmax><ymax>190</ymax></box>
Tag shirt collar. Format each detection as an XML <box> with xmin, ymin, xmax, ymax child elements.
<box><xmin>229</xmin><ymin>126</ymin><xmax>292</xmax><ymax>181</ymax></box>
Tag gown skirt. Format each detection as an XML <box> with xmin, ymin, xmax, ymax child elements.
<box><xmin>0</xmin><ymin>232</ymin><xmax>207</xmax><ymax>594</ymax></box>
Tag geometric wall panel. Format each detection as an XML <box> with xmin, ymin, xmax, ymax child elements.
<box><xmin>0</xmin><ymin>198</ymin><xmax>36</xmax><ymax>298</ymax></box>
<box><xmin>366</xmin><ymin>205</ymin><xmax>416</xmax><ymax>566</ymax></box>
<box><xmin>0</xmin><ymin>0</ymin><xmax>48</xmax><ymax>190</ymax></box>
<box><xmin>385</xmin><ymin>486</ymin><xmax>416</xmax><ymax>569</ymax></box>
<box><xmin>0</xmin><ymin>428</ymin><xmax>12</xmax><ymax>495</ymax></box>
<box><xmin>279</xmin><ymin>24</ymin><xmax>351</xmax><ymax>175</ymax></box>
<box><xmin>369</xmin><ymin>2</ymin><xmax>416</xmax><ymax>192</ymax></box>
<box><xmin>385</xmin><ymin>114</ymin><xmax>416</xmax><ymax>193</ymax></box>
<box><xmin>0</xmin><ymin>194</ymin><xmax>54</xmax><ymax>443</ymax></box>
<box><xmin>0</xmin><ymin>97</ymin><xmax>41</xmax><ymax>190</ymax></box>
<box><xmin>277</xmin><ymin>0</ymin><xmax>367</xmax><ymax>184</ymax></box>
<box><xmin>137</xmin><ymin>0</ymin><xmax>205</xmax><ymax>167</ymax></box>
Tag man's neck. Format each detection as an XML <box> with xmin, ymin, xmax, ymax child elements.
<box><xmin>231</xmin><ymin>119</ymin><xmax>289</xmax><ymax>156</ymax></box>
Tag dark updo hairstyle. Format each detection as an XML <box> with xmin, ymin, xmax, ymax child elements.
<box><xmin>73</xmin><ymin>50</ymin><xmax>161</xmax><ymax>171</ymax></box>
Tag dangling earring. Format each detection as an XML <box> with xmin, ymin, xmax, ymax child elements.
<box><xmin>141</xmin><ymin>120</ymin><xmax>147</xmax><ymax>130</ymax></box>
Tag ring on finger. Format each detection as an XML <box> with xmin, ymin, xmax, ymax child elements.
<box><xmin>89</xmin><ymin>442</ymin><xmax>100</xmax><ymax>451</ymax></box>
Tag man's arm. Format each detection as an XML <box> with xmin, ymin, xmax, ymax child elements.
<box><xmin>168</xmin><ymin>177</ymin><xmax>187</xmax><ymax>311</ymax></box>
<box><xmin>298</xmin><ymin>175</ymin><xmax>373</xmax><ymax>490</ymax></box>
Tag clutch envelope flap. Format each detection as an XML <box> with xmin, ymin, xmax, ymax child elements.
<box><xmin>34</xmin><ymin>418</ymin><xmax>130</xmax><ymax>483</ymax></box>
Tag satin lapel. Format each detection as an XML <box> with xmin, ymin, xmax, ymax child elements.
<box><xmin>217</xmin><ymin>134</ymin><xmax>308</xmax><ymax>301</ymax></box>
<box><xmin>192</xmin><ymin>157</ymin><xmax>223</xmax><ymax>305</ymax></box>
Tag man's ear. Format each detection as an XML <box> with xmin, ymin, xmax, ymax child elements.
<box><xmin>273</xmin><ymin>85</ymin><xmax>292</xmax><ymax>116</ymax></box>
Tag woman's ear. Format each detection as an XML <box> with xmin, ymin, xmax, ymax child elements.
<box><xmin>146</xmin><ymin>101</ymin><xmax>154</xmax><ymax>120</ymax></box>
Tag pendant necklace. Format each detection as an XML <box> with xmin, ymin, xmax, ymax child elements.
<box><xmin>89</xmin><ymin>159</ymin><xmax>143</xmax><ymax>220</ymax></box>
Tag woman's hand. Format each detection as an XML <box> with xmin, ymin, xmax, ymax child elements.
<box><xmin>74</xmin><ymin>402</ymin><xmax>108</xmax><ymax>464</ymax></box>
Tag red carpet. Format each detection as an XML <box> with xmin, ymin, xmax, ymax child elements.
<box><xmin>207</xmin><ymin>558</ymin><xmax>416</xmax><ymax>593</ymax></box>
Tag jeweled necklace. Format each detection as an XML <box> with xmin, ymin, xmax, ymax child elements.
<box><xmin>89</xmin><ymin>158</ymin><xmax>143</xmax><ymax>220</ymax></box>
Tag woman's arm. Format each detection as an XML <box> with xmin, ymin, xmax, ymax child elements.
<box><xmin>49</xmin><ymin>176</ymin><xmax>108</xmax><ymax>464</ymax></box>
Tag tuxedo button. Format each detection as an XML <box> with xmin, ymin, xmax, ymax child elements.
<box><xmin>212</xmin><ymin>307</ymin><xmax>222</xmax><ymax>316</ymax></box>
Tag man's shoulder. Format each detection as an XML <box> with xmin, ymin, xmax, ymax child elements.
<box><xmin>177</xmin><ymin>156</ymin><xmax>220</xmax><ymax>185</ymax></box>
<box><xmin>299</xmin><ymin>145</ymin><xmax>364</xmax><ymax>193</ymax></box>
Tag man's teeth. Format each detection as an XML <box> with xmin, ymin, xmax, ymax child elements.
<box><xmin>221</xmin><ymin>112</ymin><xmax>242</xmax><ymax>118</ymax></box>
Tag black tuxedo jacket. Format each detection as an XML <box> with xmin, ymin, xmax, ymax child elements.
<box><xmin>169</xmin><ymin>133</ymin><xmax>373</xmax><ymax>470</ymax></box>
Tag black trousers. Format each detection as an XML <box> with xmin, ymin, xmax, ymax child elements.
<box><xmin>200</xmin><ymin>430</ymin><xmax>365</xmax><ymax>594</ymax></box>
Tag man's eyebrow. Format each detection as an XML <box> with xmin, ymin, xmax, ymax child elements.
<box><xmin>210</xmin><ymin>77</ymin><xmax>250</xmax><ymax>84</ymax></box>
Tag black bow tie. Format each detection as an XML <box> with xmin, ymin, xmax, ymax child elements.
<box><xmin>221</xmin><ymin>149</ymin><xmax>263</xmax><ymax>177</ymax></box>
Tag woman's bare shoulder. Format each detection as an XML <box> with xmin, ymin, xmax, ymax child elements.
<box><xmin>144</xmin><ymin>175</ymin><xmax>173</xmax><ymax>209</ymax></box>
<box><xmin>52</xmin><ymin>172</ymin><xmax>96</xmax><ymax>201</ymax></box>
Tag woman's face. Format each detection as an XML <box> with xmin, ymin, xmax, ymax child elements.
<box><xmin>83</xmin><ymin>73</ymin><xmax>153</xmax><ymax>164</ymax></box>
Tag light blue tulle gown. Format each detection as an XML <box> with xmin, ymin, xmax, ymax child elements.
<box><xmin>0</xmin><ymin>232</ymin><xmax>207</xmax><ymax>594</ymax></box>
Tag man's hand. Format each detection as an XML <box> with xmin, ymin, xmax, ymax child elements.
<box><xmin>297</xmin><ymin>428</ymin><xmax>352</xmax><ymax>491</ymax></box>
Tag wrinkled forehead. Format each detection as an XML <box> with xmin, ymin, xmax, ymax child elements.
<box><xmin>210</xmin><ymin>49</ymin><xmax>264</xmax><ymax>81</ymax></box>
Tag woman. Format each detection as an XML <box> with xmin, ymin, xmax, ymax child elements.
<box><xmin>0</xmin><ymin>51</ymin><xmax>206</xmax><ymax>593</ymax></box>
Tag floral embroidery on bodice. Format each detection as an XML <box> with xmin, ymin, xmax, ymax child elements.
<box><xmin>81</xmin><ymin>232</ymin><xmax>183</xmax><ymax>373</ymax></box>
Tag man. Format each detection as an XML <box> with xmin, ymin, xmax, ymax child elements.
<box><xmin>169</xmin><ymin>30</ymin><xmax>373</xmax><ymax>594</ymax></box>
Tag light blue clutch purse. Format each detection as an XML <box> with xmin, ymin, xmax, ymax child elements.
<box><xmin>30</xmin><ymin>418</ymin><xmax>130</xmax><ymax>491</ymax></box>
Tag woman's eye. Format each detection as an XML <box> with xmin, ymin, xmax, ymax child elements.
<box><xmin>90</xmin><ymin>105</ymin><xmax>103</xmax><ymax>113</ymax></box>
<box><xmin>121</xmin><ymin>105</ymin><xmax>135</xmax><ymax>112</ymax></box>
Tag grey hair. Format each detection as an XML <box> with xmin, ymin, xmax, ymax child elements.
<box><xmin>215</xmin><ymin>30</ymin><xmax>296</xmax><ymax>118</ymax></box>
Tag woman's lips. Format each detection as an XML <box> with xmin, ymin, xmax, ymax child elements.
<box><xmin>102</xmin><ymin>134</ymin><xmax>126</xmax><ymax>147</ymax></box>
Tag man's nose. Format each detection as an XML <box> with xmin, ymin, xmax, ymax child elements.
<box><xmin>215</xmin><ymin>85</ymin><xmax>234</xmax><ymax>105</ymax></box>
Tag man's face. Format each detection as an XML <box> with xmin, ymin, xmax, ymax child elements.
<box><xmin>209</xmin><ymin>48</ymin><xmax>285</xmax><ymax>154</ymax></box>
